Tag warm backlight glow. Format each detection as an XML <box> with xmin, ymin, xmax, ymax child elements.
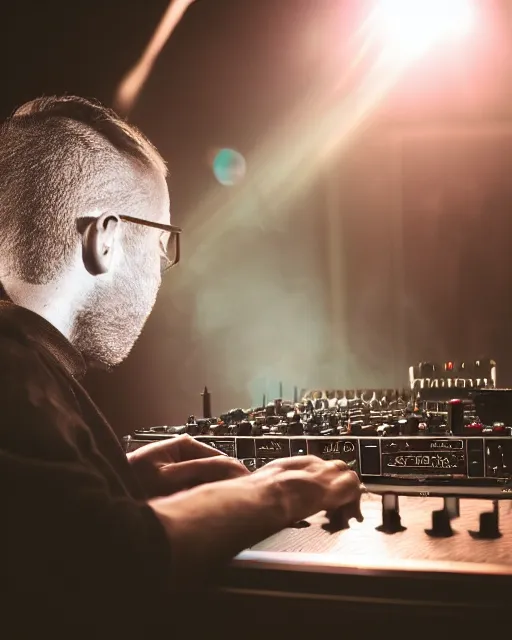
<box><xmin>376</xmin><ymin>0</ymin><xmax>475</xmax><ymax>61</ymax></box>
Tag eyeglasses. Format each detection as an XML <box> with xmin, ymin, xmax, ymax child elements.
<box><xmin>119</xmin><ymin>214</ymin><xmax>182</xmax><ymax>273</ymax></box>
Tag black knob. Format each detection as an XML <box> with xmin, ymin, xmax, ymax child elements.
<box><xmin>201</xmin><ymin>386</ymin><xmax>212</xmax><ymax>419</ymax></box>
<box><xmin>237</xmin><ymin>420</ymin><xmax>252</xmax><ymax>436</ymax></box>
<box><xmin>251</xmin><ymin>423</ymin><xmax>263</xmax><ymax>436</ymax></box>
<box><xmin>404</xmin><ymin>416</ymin><xmax>420</xmax><ymax>436</ymax></box>
<box><xmin>425</xmin><ymin>509</ymin><xmax>454</xmax><ymax>537</ymax></box>
<box><xmin>349</xmin><ymin>421</ymin><xmax>363</xmax><ymax>435</ymax></box>
<box><xmin>376</xmin><ymin>494</ymin><xmax>406</xmax><ymax>534</ymax></box>
<box><xmin>469</xmin><ymin>501</ymin><xmax>502</xmax><ymax>539</ymax></box>
<box><xmin>186</xmin><ymin>416</ymin><xmax>200</xmax><ymax>436</ymax></box>
<box><xmin>197</xmin><ymin>419</ymin><xmax>211</xmax><ymax>435</ymax></box>
<box><xmin>287</xmin><ymin>421</ymin><xmax>304</xmax><ymax>436</ymax></box>
<box><xmin>447</xmin><ymin>399</ymin><xmax>464</xmax><ymax>435</ymax></box>
<box><xmin>443</xmin><ymin>497</ymin><xmax>460</xmax><ymax>520</ymax></box>
<box><xmin>322</xmin><ymin>506</ymin><xmax>351</xmax><ymax>533</ymax></box>
<box><xmin>209</xmin><ymin>422</ymin><xmax>228</xmax><ymax>436</ymax></box>
<box><xmin>304</xmin><ymin>419</ymin><xmax>320</xmax><ymax>435</ymax></box>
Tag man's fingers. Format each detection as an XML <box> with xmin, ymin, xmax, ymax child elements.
<box><xmin>323</xmin><ymin>472</ymin><xmax>364</xmax><ymax>531</ymax></box>
<box><xmin>327</xmin><ymin>499</ymin><xmax>364</xmax><ymax>524</ymax></box>
<box><xmin>157</xmin><ymin>434</ymin><xmax>228</xmax><ymax>462</ymax></box>
<box><xmin>258</xmin><ymin>455</ymin><xmax>349</xmax><ymax>473</ymax></box>
<box><xmin>159</xmin><ymin>456</ymin><xmax>250</xmax><ymax>492</ymax></box>
<box><xmin>331</xmin><ymin>471</ymin><xmax>365</xmax><ymax>522</ymax></box>
<box><xmin>176</xmin><ymin>434</ymin><xmax>230</xmax><ymax>460</ymax></box>
<box><xmin>333</xmin><ymin>469</ymin><xmax>363</xmax><ymax>504</ymax></box>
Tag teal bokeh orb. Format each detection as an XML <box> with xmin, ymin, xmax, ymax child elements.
<box><xmin>212</xmin><ymin>148</ymin><xmax>246</xmax><ymax>186</ymax></box>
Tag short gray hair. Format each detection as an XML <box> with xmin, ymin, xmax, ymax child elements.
<box><xmin>0</xmin><ymin>95</ymin><xmax>167</xmax><ymax>283</ymax></box>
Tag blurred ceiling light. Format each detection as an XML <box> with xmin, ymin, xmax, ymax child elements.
<box><xmin>374</xmin><ymin>0</ymin><xmax>475</xmax><ymax>62</ymax></box>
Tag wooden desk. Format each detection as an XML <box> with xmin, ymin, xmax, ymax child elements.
<box><xmin>250</xmin><ymin>492</ymin><xmax>512</xmax><ymax>564</ymax></box>
<box><xmin>206</xmin><ymin>494</ymin><xmax>512</xmax><ymax>634</ymax></box>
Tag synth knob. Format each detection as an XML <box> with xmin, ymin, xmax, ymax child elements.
<box><xmin>196</xmin><ymin>419</ymin><xmax>212</xmax><ymax>435</ymax></box>
<box><xmin>166</xmin><ymin>425</ymin><xmax>187</xmax><ymax>435</ymax></box>
<box><xmin>491</xmin><ymin>423</ymin><xmax>511</xmax><ymax>436</ymax></box>
<box><xmin>328</xmin><ymin>414</ymin><xmax>338</xmax><ymax>428</ymax></box>
<box><xmin>425</xmin><ymin>508</ymin><xmax>454</xmax><ymax>537</ymax></box>
<box><xmin>469</xmin><ymin>500</ymin><xmax>502</xmax><ymax>539</ymax></box>
<box><xmin>147</xmin><ymin>426</ymin><xmax>167</xmax><ymax>433</ymax></box>
<box><xmin>287</xmin><ymin>421</ymin><xmax>304</xmax><ymax>436</ymax></box>
<box><xmin>251</xmin><ymin>423</ymin><xmax>263</xmax><ymax>436</ymax></box>
<box><xmin>349</xmin><ymin>421</ymin><xmax>363</xmax><ymax>435</ymax></box>
<box><xmin>360</xmin><ymin>424</ymin><xmax>378</xmax><ymax>436</ymax></box>
<box><xmin>323</xmin><ymin>506</ymin><xmax>351</xmax><ymax>533</ymax></box>
<box><xmin>274</xmin><ymin>398</ymin><xmax>283</xmax><ymax>411</ymax></box>
<box><xmin>443</xmin><ymin>497</ymin><xmax>460</xmax><ymax>520</ymax></box>
<box><xmin>229</xmin><ymin>408</ymin><xmax>248</xmax><ymax>422</ymax></box>
<box><xmin>305</xmin><ymin>415</ymin><xmax>321</xmax><ymax>434</ymax></box>
<box><xmin>376</xmin><ymin>494</ymin><xmax>406</xmax><ymax>534</ymax></box>
<box><xmin>403</xmin><ymin>416</ymin><xmax>420</xmax><ymax>436</ymax></box>
<box><xmin>201</xmin><ymin>386</ymin><xmax>212</xmax><ymax>419</ymax></box>
<box><xmin>447</xmin><ymin>399</ymin><xmax>465</xmax><ymax>435</ymax></box>
<box><xmin>377</xmin><ymin>423</ymin><xmax>397</xmax><ymax>437</ymax></box>
<box><xmin>186</xmin><ymin>416</ymin><xmax>200</xmax><ymax>436</ymax></box>
<box><xmin>265</xmin><ymin>404</ymin><xmax>275</xmax><ymax>417</ymax></box>
<box><xmin>237</xmin><ymin>420</ymin><xmax>252</xmax><ymax>436</ymax></box>
<box><xmin>466</xmin><ymin>421</ymin><xmax>484</xmax><ymax>435</ymax></box>
<box><xmin>209</xmin><ymin>422</ymin><xmax>228</xmax><ymax>436</ymax></box>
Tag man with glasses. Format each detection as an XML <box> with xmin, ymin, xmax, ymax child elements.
<box><xmin>0</xmin><ymin>96</ymin><xmax>362</xmax><ymax>633</ymax></box>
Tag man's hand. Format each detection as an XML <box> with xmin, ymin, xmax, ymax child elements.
<box><xmin>252</xmin><ymin>455</ymin><xmax>363</xmax><ymax>524</ymax></box>
<box><xmin>150</xmin><ymin>453</ymin><xmax>364</xmax><ymax>589</ymax></box>
<box><xmin>128</xmin><ymin>434</ymin><xmax>249</xmax><ymax>498</ymax></box>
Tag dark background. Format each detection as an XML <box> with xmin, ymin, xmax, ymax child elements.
<box><xmin>2</xmin><ymin>0</ymin><xmax>512</xmax><ymax>437</ymax></box>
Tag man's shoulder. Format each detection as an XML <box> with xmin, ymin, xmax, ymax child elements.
<box><xmin>0</xmin><ymin>314</ymin><xmax>73</xmax><ymax>406</ymax></box>
<box><xmin>0</xmin><ymin>314</ymin><xmax>53</xmax><ymax>369</ymax></box>
<box><xmin>0</xmin><ymin>314</ymin><xmax>86</xmax><ymax>449</ymax></box>
<box><xmin>0</xmin><ymin>302</ymin><xmax>86</xmax><ymax>378</ymax></box>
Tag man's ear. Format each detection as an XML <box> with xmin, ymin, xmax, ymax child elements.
<box><xmin>81</xmin><ymin>213</ymin><xmax>120</xmax><ymax>276</ymax></box>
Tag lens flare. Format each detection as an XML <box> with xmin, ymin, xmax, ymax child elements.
<box><xmin>212</xmin><ymin>148</ymin><xmax>247</xmax><ymax>186</ymax></box>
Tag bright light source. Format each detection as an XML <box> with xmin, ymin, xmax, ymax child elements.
<box><xmin>375</xmin><ymin>0</ymin><xmax>475</xmax><ymax>61</ymax></box>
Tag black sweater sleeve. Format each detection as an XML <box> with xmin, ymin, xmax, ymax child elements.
<box><xmin>0</xmin><ymin>337</ymin><xmax>173</xmax><ymax>630</ymax></box>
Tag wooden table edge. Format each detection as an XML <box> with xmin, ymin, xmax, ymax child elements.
<box><xmin>230</xmin><ymin>549</ymin><xmax>512</xmax><ymax>576</ymax></box>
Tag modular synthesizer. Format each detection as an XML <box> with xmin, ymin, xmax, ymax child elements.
<box><xmin>125</xmin><ymin>360</ymin><xmax>512</xmax><ymax>498</ymax></box>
